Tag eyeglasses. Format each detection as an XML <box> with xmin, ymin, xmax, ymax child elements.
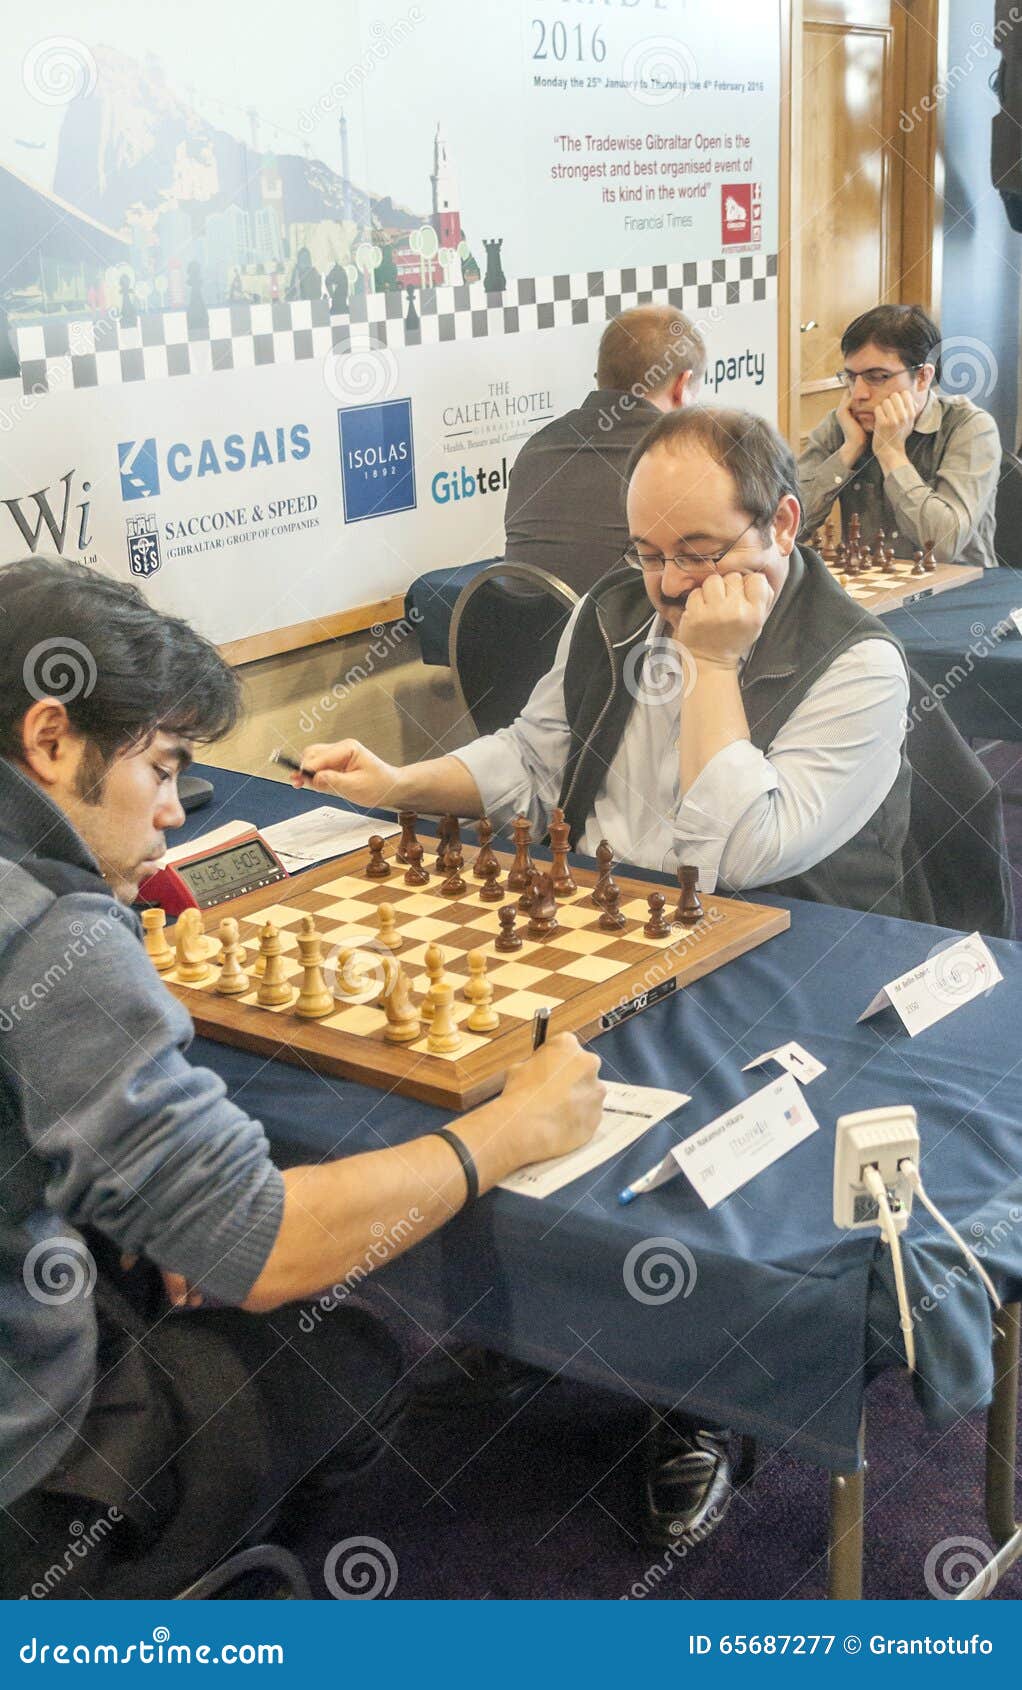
<box><xmin>624</xmin><ymin>518</ymin><xmax>758</xmax><ymax>575</ymax></box>
<box><xmin>836</xmin><ymin>363</ymin><xmax>924</xmax><ymax>390</ymax></box>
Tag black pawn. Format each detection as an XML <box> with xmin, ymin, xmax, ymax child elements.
<box><xmin>403</xmin><ymin>841</ymin><xmax>430</xmax><ymax>886</ymax></box>
<box><xmin>644</xmin><ymin>891</ymin><xmax>671</xmax><ymax>939</ymax></box>
<box><xmin>365</xmin><ymin>835</ymin><xmax>391</xmax><ymax>879</ymax></box>
<box><xmin>598</xmin><ymin>885</ymin><xmax>626</xmax><ymax>932</ymax></box>
<box><xmin>496</xmin><ymin>905</ymin><xmax>522</xmax><ymax>953</ymax></box>
<box><xmin>405</xmin><ymin>285</ymin><xmax>419</xmax><ymax>330</ymax></box>
<box><xmin>479</xmin><ymin>859</ymin><xmax>504</xmax><ymax>902</ymax></box>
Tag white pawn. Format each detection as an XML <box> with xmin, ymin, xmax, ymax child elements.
<box><xmin>427</xmin><ymin>981</ymin><xmax>462</xmax><ymax>1054</ymax></box>
<box><xmin>421</xmin><ymin>943</ymin><xmax>445</xmax><ymax>1022</ymax></box>
<box><xmin>466</xmin><ymin>970</ymin><xmax>499</xmax><ymax>1034</ymax></box>
<box><xmin>377</xmin><ymin>904</ymin><xmax>402</xmax><ymax>952</ymax></box>
<box><xmin>215</xmin><ymin>917</ymin><xmax>249</xmax><ymax>996</ymax></box>
<box><xmin>463</xmin><ymin>949</ymin><xmax>489</xmax><ymax>1005</ymax></box>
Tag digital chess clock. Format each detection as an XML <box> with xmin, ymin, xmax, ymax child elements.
<box><xmin>137</xmin><ymin>827</ymin><xmax>288</xmax><ymax>918</ymax></box>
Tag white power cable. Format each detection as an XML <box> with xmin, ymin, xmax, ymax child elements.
<box><xmin>900</xmin><ymin>1159</ymin><xmax>1001</xmax><ymax>1311</ymax></box>
<box><xmin>862</xmin><ymin>1165</ymin><xmax>917</xmax><ymax>1372</ymax></box>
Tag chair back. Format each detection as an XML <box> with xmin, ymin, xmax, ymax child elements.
<box><xmin>994</xmin><ymin>450</ymin><xmax>1022</xmax><ymax>568</ymax></box>
<box><xmin>449</xmin><ymin>563</ymin><xmax>578</xmax><ymax>736</ymax></box>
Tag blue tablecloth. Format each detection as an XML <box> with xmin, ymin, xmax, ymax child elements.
<box><xmin>882</xmin><ymin>568</ymin><xmax>1022</xmax><ymax>740</ymax></box>
<box><xmin>181</xmin><ymin>767</ymin><xmax>1022</xmax><ymax>1470</ymax></box>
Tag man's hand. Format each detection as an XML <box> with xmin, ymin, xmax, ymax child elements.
<box><xmin>294</xmin><ymin>740</ymin><xmax>405</xmax><ymax>809</ymax></box>
<box><xmin>836</xmin><ymin>390</ymin><xmax>868</xmax><ymax>465</ymax></box>
<box><xmin>500</xmin><ymin>1033</ymin><xmax>605</xmax><ymax>1166</ymax></box>
<box><xmin>871</xmin><ymin>390</ymin><xmax>916</xmax><ymax>462</ymax></box>
<box><xmin>120</xmin><ymin>1253</ymin><xmax>203</xmax><ymax>1310</ymax></box>
<box><xmin>678</xmin><ymin>571</ymin><xmax>773</xmax><ymax>670</ymax></box>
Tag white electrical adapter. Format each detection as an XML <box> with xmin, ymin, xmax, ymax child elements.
<box><xmin>833</xmin><ymin>1105</ymin><xmax>920</xmax><ymax>1232</ymax></box>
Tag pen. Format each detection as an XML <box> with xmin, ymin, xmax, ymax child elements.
<box><xmin>270</xmin><ymin>749</ymin><xmax>312</xmax><ymax>778</ymax></box>
<box><xmin>617</xmin><ymin>1151</ymin><xmax>680</xmax><ymax>1205</ymax></box>
<box><xmin>531</xmin><ymin>1006</ymin><xmax>551</xmax><ymax>1051</ymax></box>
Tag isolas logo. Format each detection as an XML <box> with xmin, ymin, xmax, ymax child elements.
<box><xmin>432</xmin><ymin>459</ymin><xmax>509</xmax><ymax>505</ymax></box>
<box><xmin>338</xmin><ymin>399</ymin><xmax>416</xmax><ymax>522</ymax></box>
<box><xmin>118</xmin><ymin>425</ymin><xmax>310</xmax><ymax>501</ymax></box>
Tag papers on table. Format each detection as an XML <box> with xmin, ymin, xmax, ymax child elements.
<box><xmin>163</xmin><ymin>820</ymin><xmax>253</xmax><ymax>866</ymax></box>
<box><xmin>858</xmin><ymin>931</ymin><xmax>1002</xmax><ymax>1037</ymax></box>
<box><xmin>259</xmin><ymin>808</ymin><xmax>400</xmax><ymax>872</ymax></box>
<box><xmin>499</xmin><ymin>1082</ymin><xmax>689</xmax><ymax>1200</ymax></box>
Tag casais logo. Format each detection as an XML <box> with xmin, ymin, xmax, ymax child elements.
<box><xmin>338</xmin><ymin>399</ymin><xmax>416</xmax><ymax>522</ymax></box>
<box><xmin>118</xmin><ymin>425</ymin><xmax>311</xmax><ymax>502</ymax></box>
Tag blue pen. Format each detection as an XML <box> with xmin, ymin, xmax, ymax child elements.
<box><xmin>618</xmin><ymin>1149</ymin><xmax>682</xmax><ymax>1205</ymax></box>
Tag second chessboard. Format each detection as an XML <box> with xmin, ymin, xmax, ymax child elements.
<box><xmin>809</xmin><ymin>519</ymin><xmax>983</xmax><ymax>613</ymax></box>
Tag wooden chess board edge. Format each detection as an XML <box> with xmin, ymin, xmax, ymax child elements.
<box><xmin>168</xmin><ymin>844</ymin><xmax>791</xmax><ymax>1111</ymax></box>
<box><xmin>832</xmin><ymin>560</ymin><xmax>983</xmax><ymax>615</ymax></box>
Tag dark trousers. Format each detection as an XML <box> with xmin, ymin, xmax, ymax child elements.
<box><xmin>1</xmin><ymin>1249</ymin><xmax>405</xmax><ymax>1600</ymax></box>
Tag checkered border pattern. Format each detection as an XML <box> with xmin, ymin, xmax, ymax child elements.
<box><xmin>16</xmin><ymin>252</ymin><xmax>777</xmax><ymax>394</ymax></box>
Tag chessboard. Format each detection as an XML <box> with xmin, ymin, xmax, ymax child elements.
<box><xmin>154</xmin><ymin>828</ymin><xmax>789</xmax><ymax>1110</ymax></box>
<box><xmin>810</xmin><ymin>519</ymin><xmax>982</xmax><ymax>614</ymax></box>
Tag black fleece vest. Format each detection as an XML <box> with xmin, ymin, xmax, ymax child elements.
<box><xmin>555</xmin><ymin>548</ymin><xmax>912</xmax><ymax>916</ymax></box>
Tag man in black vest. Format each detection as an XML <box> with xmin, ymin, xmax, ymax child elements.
<box><xmin>297</xmin><ymin>407</ymin><xmax>911</xmax><ymax>1549</ymax></box>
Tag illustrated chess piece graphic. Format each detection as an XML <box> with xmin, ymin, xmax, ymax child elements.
<box><xmin>483</xmin><ymin>237</ymin><xmax>506</xmax><ymax>293</ymax></box>
<box><xmin>185</xmin><ymin>261</ymin><xmax>208</xmax><ymax>333</ymax></box>
<box><xmin>405</xmin><ymin>284</ymin><xmax>420</xmax><ymax>330</ymax></box>
<box><xmin>325</xmin><ymin>262</ymin><xmax>350</xmax><ymax>315</ymax></box>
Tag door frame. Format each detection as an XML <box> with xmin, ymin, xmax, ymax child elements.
<box><xmin>778</xmin><ymin>0</ymin><xmax>948</xmax><ymax>449</ymax></box>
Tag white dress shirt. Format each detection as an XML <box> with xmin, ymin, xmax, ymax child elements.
<box><xmin>453</xmin><ymin>600</ymin><xmax>909</xmax><ymax>892</ymax></box>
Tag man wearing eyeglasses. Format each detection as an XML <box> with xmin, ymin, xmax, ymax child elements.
<box><xmin>292</xmin><ymin>404</ymin><xmax>912</xmax><ymax>1552</ymax></box>
<box><xmin>798</xmin><ymin>304</ymin><xmax>1000</xmax><ymax>568</ymax></box>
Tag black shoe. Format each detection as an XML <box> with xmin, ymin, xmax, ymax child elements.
<box><xmin>409</xmin><ymin>1344</ymin><xmax>548</xmax><ymax>1414</ymax></box>
<box><xmin>642</xmin><ymin>1412</ymin><xmax>732</xmax><ymax>1550</ymax></box>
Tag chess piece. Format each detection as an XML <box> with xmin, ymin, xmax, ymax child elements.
<box><xmin>591</xmin><ymin>840</ymin><xmax>618</xmax><ymax>910</ymax></box>
<box><xmin>421</xmin><ymin>943</ymin><xmax>445</xmax><ymax>1022</ymax></box>
<box><xmin>507</xmin><ymin>814</ymin><xmax>535</xmax><ymax>892</ymax></box>
<box><xmin>495</xmin><ymin>904</ymin><xmax>523</xmax><ymax>952</ymax></box>
<box><xmin>427</xmin><ymin>982</ymin><xmax>462</xmax><ymax>1053</ymax></box>
<box><xmin>256</xmin><ymin>923</ymin><xmax>293</xmax><ymax>1006</ymax></box>
<box><xmin>142</xmin><ymin>907</ymin><xmax>175</xmax><ymax>972</ymax></box>
<box><xmin>911</xmin><ymin>547</ymin><xmax>926</xmax><ymax>577</ymax></box>
<box><xmin>372</xmin><ymin>954</ymin><xmax>401</xmax><ymax>1007</ymax></box>
<box><xmin>526</xmin><ymin>872</ymin><xmax>559</xmax><ymax>940</ymax></box>
<box><xmin>332</xmin><ymin>947</ymin><xmax>366</xmax><ymax>998</ymax></box>
<box><xmin>517</xmin><ymin>868</ymin><xmax>538</xmax><ymax>913</ymax></box>
<box><xmin>466</xmin><ymin>965</ymin><xmax>499</xmax><ymax>1033</ymax></box>
<box><xmin>472</xmin><ymin>817</ymin><xmax>499</xmax><ymax>880</ymax></box>
<box><xmin>598</xmin><ymin>885</ymin><xmax>626</xmax><ymax>931</ymax></box>
<box><xmin>833</xmin><ymin>540</ymin><xmax>848</xmax><ymax>581</ymax></box>
<box><xmin>810</xmin><ymin>527</ymin><xmax>823</xmax><ymax>552</ymax></box>
<box><xmin>437</xmin><ymin>815</ymin><xmax>462</xmax><ymax>874</ymax></box>
<box><xmin>175</xmin><ymin>908</ymin><xmax>215</xmax><ymax>984</ymax></box>
<box><xmin>675</xmin><ymin>865</ymin><xmax>703</xmax><ymax>927</ymax></box>
<box><xmin>922</xmin><ymin>540</ymin><xmax>937</xmax><ymax>572</ymax></box>
<box><xmin>215</xmin><ymin>917</ymin><xmax>249</xmax><ymax>995</ymax></box>
<box><xmin>377</xmin><ymin>904</ymin><xmax>402</xmax><ymax>952</ymax></box>
<box><xmin>383</xmin><ymin>963</ymin><xmax>420</xmax><ymax>1043</ymax></box>
<box><xmin>295</xmin><ymin>916</ymin><xmax>334</xmax><ymax>1018</ymax></box>
<box><xmin>403</xmin><ymin>841</ymin><xmax>430</xmax><ymax>886</ymax></box>
<box><xmin>439</xmin><ymin>850</ymin><xmax>467</xmax><ymax>897</ymax></box>
<box><xmin>405</xmin><ymin>284</ymin><xmax>419</xmax><ymax>331</ymax></box>
<box><xmin>643</xmin><ymin>892</ymin><xmax>672</xmax><ymax>939</ymax></box>
<box><xmin>822</xmin><ymin>521</ymin><xmax>835</xmax><ymax>559</ymax></box>
<box><xmin>365</xmin><ymin>836</ymin><xmax>391</xmax><ymax>879</ymax></box>
<box><xmin>549</xmin><ymin>806</ymin><xmax>578</xmax><ymax>898</ymax></box>
<box><xmin>883</xmin><ymin>544</ymin><xmax>898</xmax><ymax>573</ymax></box>
<box><xmin>478</xmin><ymin>858</ymin><xmax>504</xmax><ymax>902</ymax></box>
<box><xmin>874</xmin><ymin>529</ymin><xmax>886</xmax><ymax>558</ymax></box>
<box><xmin>395</xmin><ymin>812</ymin><xmax>418</xmax><ymax>864</ymax></box>
<box><xmin>848</xmin><ymin>513</ymin><xmax>861</xmax><ymax>551</ymax></box>
<box><xmin>463</xmin><ymin>949</ymin><xmax>491</xmax><ymax>1005</ymax></box>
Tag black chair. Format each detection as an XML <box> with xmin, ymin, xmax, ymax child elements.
<box><xmin>449</xmin><ymin>562</ymin><xmax>578</xmax><ymax>736</ymax></box>
<box><xmin>994</xmin><ymin>450</ymin><xmax>1022</xmax><ymax>568</ymax></box>
<box><xmin>176</xmin><ymin>1545</ymin><xmax>311</xmax><ymax>1600</ymax></box>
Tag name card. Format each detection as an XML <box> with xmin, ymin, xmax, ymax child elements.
<box><xmin>742</xmin><ymin>1040</ymin><xmax>826</xmax><ymax>1085</ymax></box>
<box><xmin>858</xmin><ymin>932</ymin><xmax>1002</xmax><ymax>1037</ymax></box>
<box><xmin>677</xmin><ymin>1072</ymin><xmax>820</xmax><ymax>1209</ymax></box>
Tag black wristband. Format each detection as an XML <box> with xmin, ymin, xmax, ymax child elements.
<box><xmin>432</xmin><ymin>1127</ymin><xmax>480</xmax><ymax>1205</ymax></box>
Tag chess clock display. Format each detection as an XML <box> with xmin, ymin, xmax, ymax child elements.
<box><xmin>137</xmin><ymin>829</ymin><xmax>288</xmax><ymax>916</ymax></box>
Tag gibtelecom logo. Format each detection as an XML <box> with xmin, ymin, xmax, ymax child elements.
<box><xmin>338</xmin><ymin>399</ymin><xmax>416</xmax><ymax>522</ymax></box>
<box><xmin>118</xmin><ymin>425</ymin><xmax>311</xmax><ymax>501</ymax></box>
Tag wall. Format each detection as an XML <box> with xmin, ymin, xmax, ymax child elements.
<box><xmin>941</xmin><ymin>1</ymin><xmax>1021</xmax><ymax>449</ymax></box>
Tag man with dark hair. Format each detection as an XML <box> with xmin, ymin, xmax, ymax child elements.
<box><xmin>0</xmin><ymin>557</ymin><xmax>603</xmax><ymax>1598</ymax></box>
<box><xmin>798</xmin><ymin>304</ymin><xmax>1000</xmax><ymax>568</ymax></box>
<box><xmin>286</xmin><ymin>405</ymin><xmax>911</xmax><ymax>1547</ymax></box>
<box><xmin>501</xmin><ymin>305</ymin><xmax>707</xmax><ymax>593</ymax></box>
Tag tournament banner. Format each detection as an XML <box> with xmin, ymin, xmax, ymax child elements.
<box><xmin>0</xmin><ymin>0</ymin><xmax>782</xmax><ymax>649</ymax></box>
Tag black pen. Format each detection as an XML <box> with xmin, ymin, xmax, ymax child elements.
<box><xmin>270</xmin><ymin>749</ymin><xmax>312</xmax><ymax>778</ymax></box>
<box><xmin>531</xmin><ymin>1007</ymin><xmax>551</xmax><ymax>1050</ymax></box>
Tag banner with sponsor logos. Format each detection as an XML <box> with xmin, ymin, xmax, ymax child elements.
<box><xmin>0</xmin><ymin>0</ymin><xmax>781</xmax><ymax>648</ymax></box>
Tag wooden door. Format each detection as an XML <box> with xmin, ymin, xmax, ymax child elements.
<box><xmin>798</xmin><ymin>0</ymin><xmax>907</xmax><ymax>446</ymax></box>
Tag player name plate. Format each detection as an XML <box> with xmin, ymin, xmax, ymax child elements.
<box><xmin>857</xmin><ymin>932</ymin><xmax>1002</xmax><ymax>1037</ymax></box>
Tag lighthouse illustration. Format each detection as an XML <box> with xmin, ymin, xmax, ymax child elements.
<box><xmin>430</xmin><ymin>124</ymin><xmax>463</xmax><ymax>251</ymax></box>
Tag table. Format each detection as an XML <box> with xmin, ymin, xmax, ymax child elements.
<box><xmin>179</xmin><ymin>767</ymin><xmax>1022</xmax><ymax>1597</ymax></box>
<box><xmin>879</xmin><ymin>568</ymin><xmax>1022</xmax><ymax>741</ymax></box>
